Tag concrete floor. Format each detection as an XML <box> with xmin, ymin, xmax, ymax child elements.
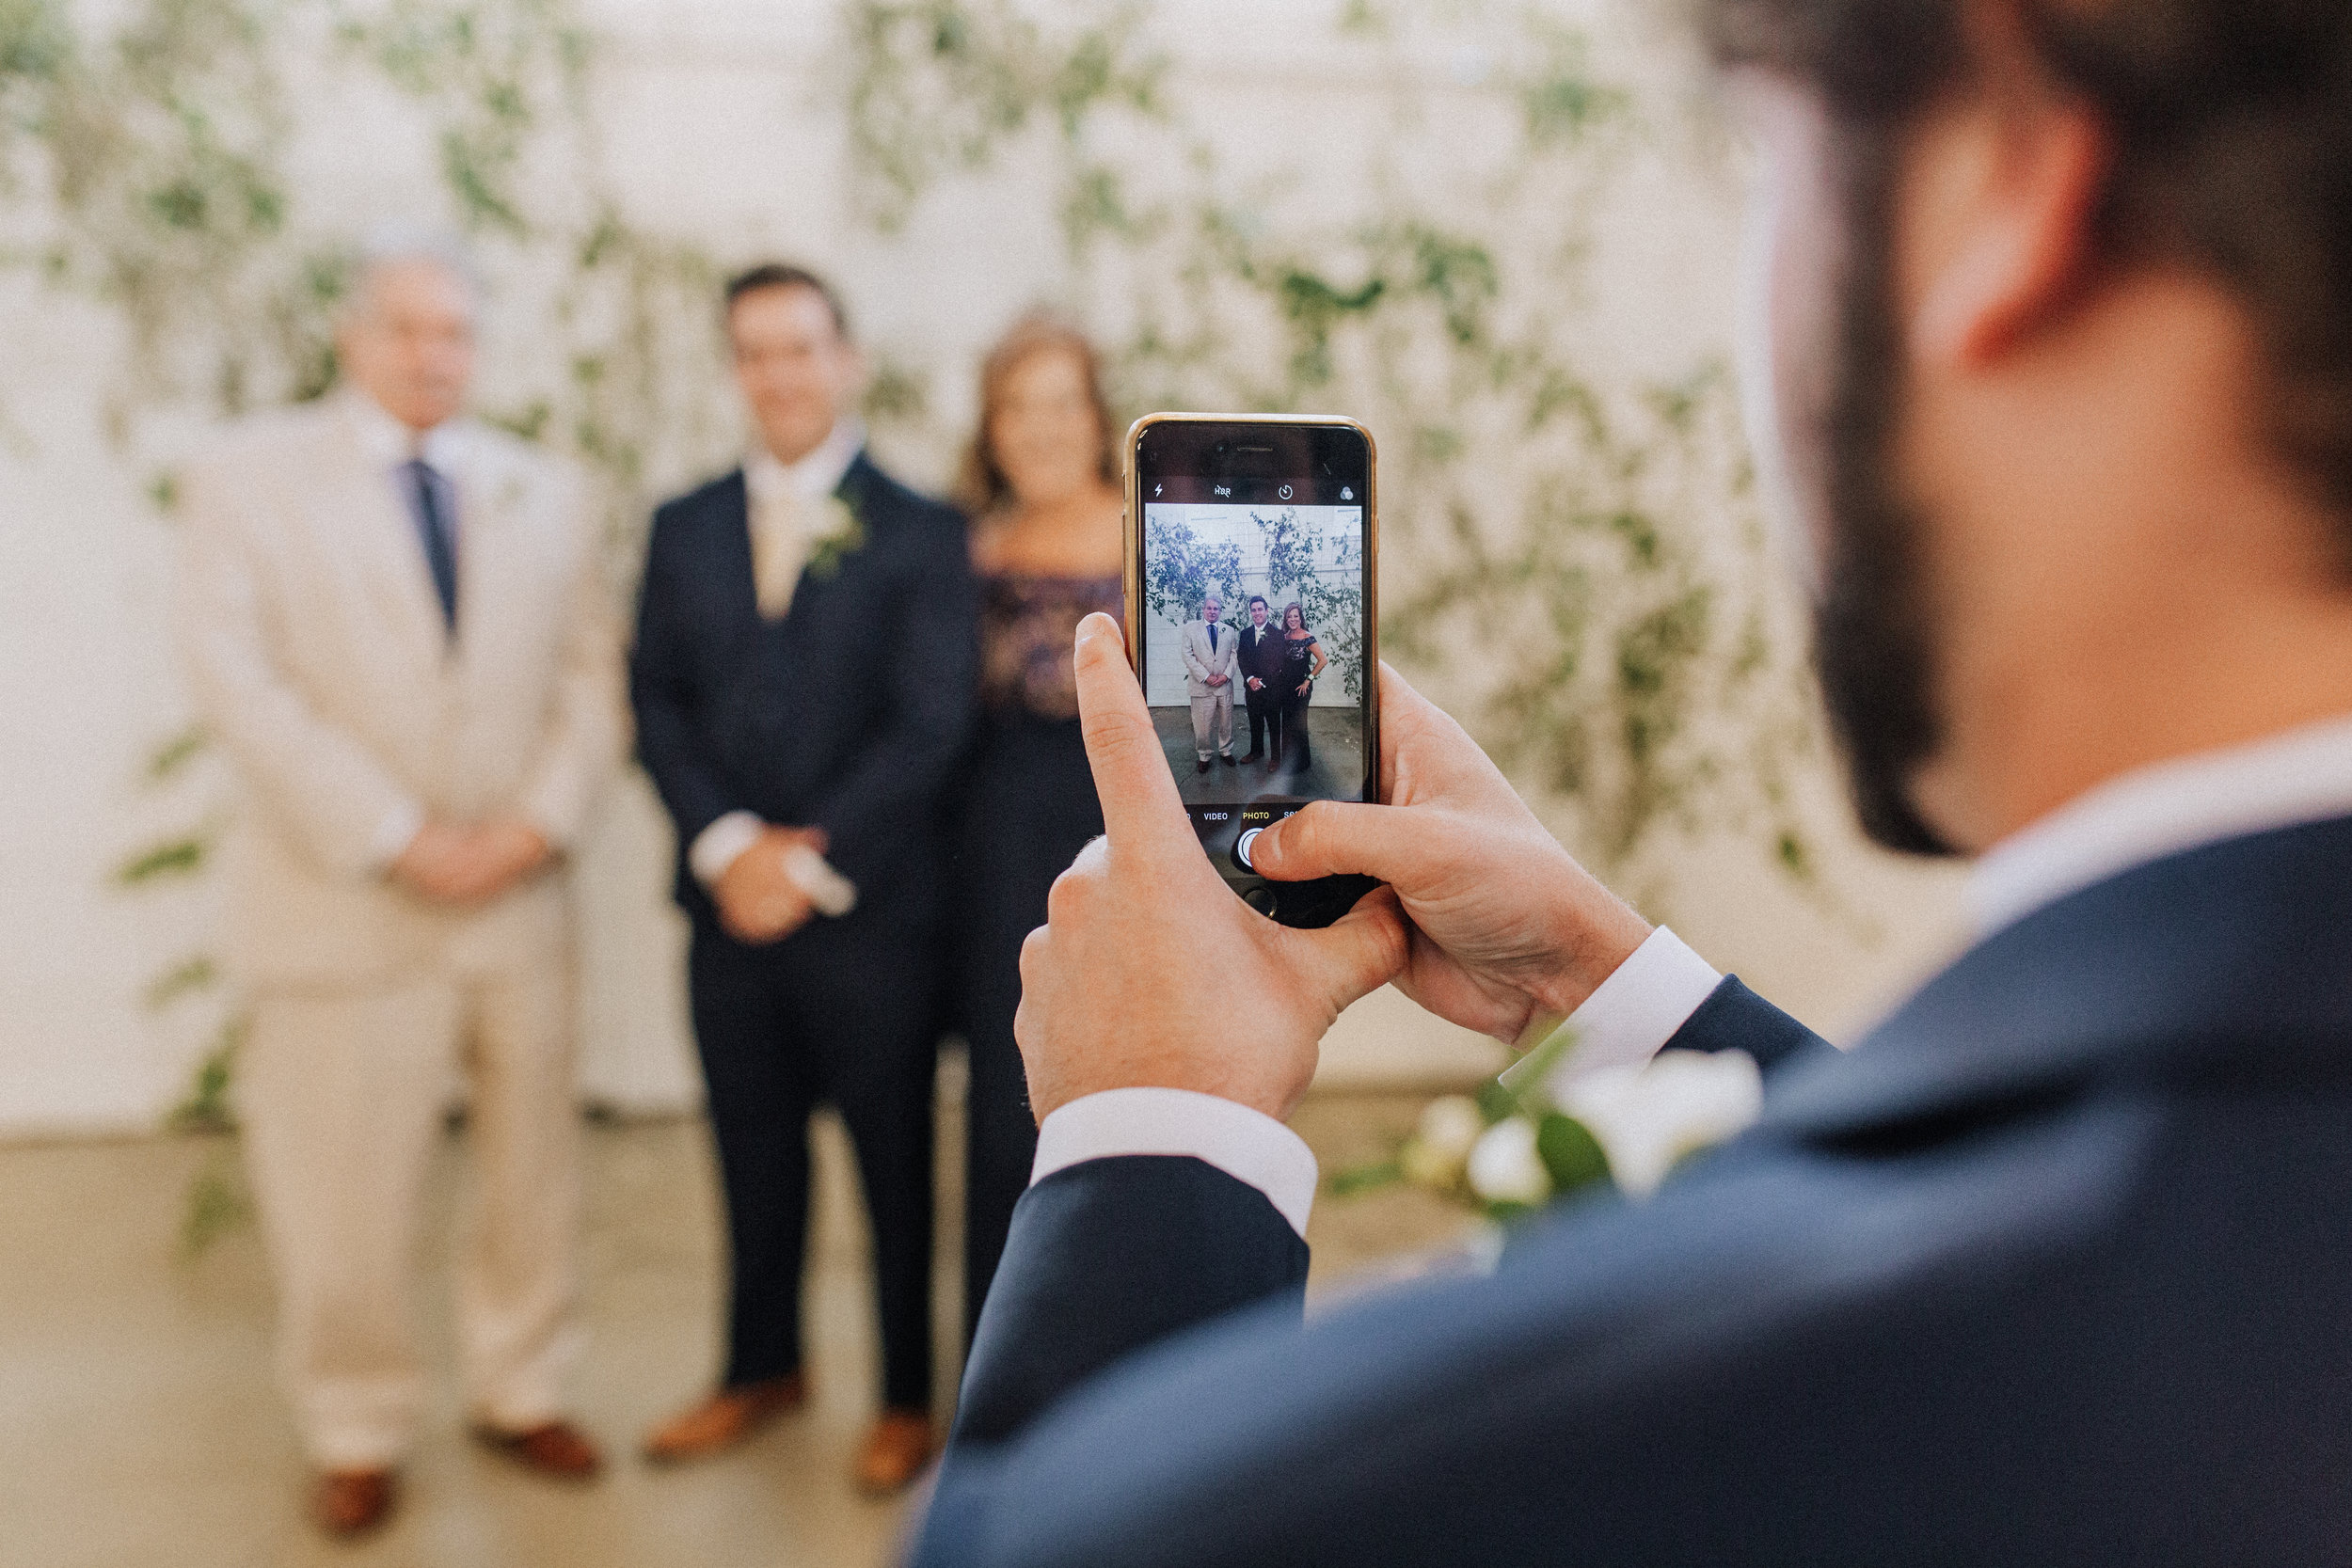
<box><xmin>1152</xmin><ymin>705</ymin><xmax>1364</xmax><ymax>804</ymax></box>
<box><xmin>0</xmin><ymin>1081</ymin><xmax>1470</xmax><ymax>1568</ymax></box>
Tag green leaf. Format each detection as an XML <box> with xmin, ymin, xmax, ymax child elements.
<box><xmin>1535</xmin><ymin>1113</ymin><xmax>1610</xmax><ymax>1196</ymax></box>
<box><xmin>118</xmin><ymin>834</ymin><xmax>209</xmax><ymax>884</ymax></box>
<box><xmin>165</xmin><ymin>1015</ymin><xmax>243</xmax><ymax>1136</ymax></box>
<box><xmin>143</xmin><ymin>725</ymin><xmax>206</xmax><ymax>783</ymax></box>
<box><xmin>178</xmin><ymin>1144</ymin><xmax>251</xmax><ymax>1259</ymax></box>
<box><xmin>1327</xmin><ymin>1158</ymin><xmax>1402</xmax><ymax>1197</ymax></box>
<box><xmin>142</xmin><ymin>953</ymin><xmax>216</xmax><ymax>1010</ymax></box>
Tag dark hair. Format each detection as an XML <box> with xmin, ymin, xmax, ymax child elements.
<box><xmin>723</xmin><ymin>262</ymin><xmax>851</xmax><ymax>341</ymax></box>
<box><xmin>1248</xmin><ymin>594</ymin><xmax>1268</xmax><ymax>610</ymax></box>
<box><xmin>1283</xmin><ymin>602</ymin><xmax>1307</xmax><ymax>632</ymax></box>
<box><xmin>1701</xmin><ymin>0</ymin><xmax>2352</xmax><ymax>526</ymax></box>
<box><xmin>957</xmin><ymin>312</ymin><xmax>1119</xmax><ymax>517</ymax></box>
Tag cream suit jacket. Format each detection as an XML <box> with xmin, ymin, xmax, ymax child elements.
<box><xmin>1179</xmin><ymin>619</ymin><xmax>1240</xmax><ymax>699</ymax></box>
<box><xmin>178</xmin><ymin>396</ymin><xmax>626</xmax><ymax>988</ymax></box>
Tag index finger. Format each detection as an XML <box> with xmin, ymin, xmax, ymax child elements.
<box><xmin>1073</xmin><ymin>612</ymin><xmax>1197</xmax><ymax>859</ymax></box>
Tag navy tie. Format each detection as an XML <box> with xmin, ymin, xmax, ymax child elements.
<box><xmin>1208</xmin><ymin>623</ymin><xmax>1218</xmax><ymax>652</ymax></box>
<box><xmin>403</xmin><ymin>458</ymin><xmax>460</xmax><ymax>635</ymax></box>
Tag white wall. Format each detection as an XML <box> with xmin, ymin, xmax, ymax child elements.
<box><xmin>0</xmin><ymin>0</ymin><xmax>1970</xmax><ymax>1135</ymax></box>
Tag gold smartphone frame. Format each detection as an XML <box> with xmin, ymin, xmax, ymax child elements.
<box><xmin>1121</xmin><ymin>410</ymin><xmax>1383</xmax><ymax>866</ymax></box>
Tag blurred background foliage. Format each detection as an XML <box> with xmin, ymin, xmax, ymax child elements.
<box><xmin>840</xmin><ymin>0</ymin><xmax>1823</xmax><ymax>882</ymax></box>
<box><xmin>1</xmin><ymin>0</ymin><xmax>1829</xmax><ymax>1234</ymax></box>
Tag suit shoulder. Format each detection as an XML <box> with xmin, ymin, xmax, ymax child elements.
<box><xmin>463</xmin><ymin>419</ymin><xmax>577</xmax><ymax>485</ymax></box>
<box><xmin>189</xmin><ymin>402</ymin><xmax>337</xmax><ymax>476</ymax></box>
<box><xmin>647</xmin><ymin>469</ymin><xmax>746</xmax><ymax>541</ymax></box>
<box><xmin>655</xmin><ymin>469</ymin><xmax>744</xmax><ymax>521</ymax></box>
<box><xmin>850</xmin><ymin>457</ymin><xmax>966</xmax><ymax>537</ymax></box>
<box><xmin>467</xmin><ymin>425</ymin><xmax>596</xmax><ymax>530</ymax></box>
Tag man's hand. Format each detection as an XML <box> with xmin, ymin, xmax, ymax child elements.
<box><xmin>1208</xmin><ymin>673</ymin><xmax>1230</xmax><ymax>688</ymax></box>
<box><xmin>1247</xmin><ymin>676</ymin><xmax>1263</xmax><ymax>691</ymax></box>
<box><xmin>1248</xmin><ymin>663</ymin><xmax>1651</xmax><ymax>1044</ymax></box>
<box><xmin>391</xmin><ymin>819</ymin><xmax>551</xmax><ymax>906</ymax></box>
<box><xmin>713</xmin><ymin>825</ymin><xmax>828</xmax><ymax>945</ymax></box>
<box><xmin>1015</xmin><ymin>615</ymin><xmax>1406</xmax><ymax>1123</ymax></box>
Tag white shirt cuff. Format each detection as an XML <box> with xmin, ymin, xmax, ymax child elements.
<box><xmin>368</xmin><ymin>800</ymin><xmax>425</xmax><ymax>874</ymax></box>
<box><xmin>1030</xmin><ymin>1086</ymin><xmax>1320</xmax><ymax>1238</ymax></box>
<box><xmin>1550</xmin><ymin>926</ymin><xmax>1724</xmax><ymax>1082</ymax></box>
<box><xmin>689</xmin><ymin>811</ymin><xmax>766</xmax><ymax>887</ymax></box>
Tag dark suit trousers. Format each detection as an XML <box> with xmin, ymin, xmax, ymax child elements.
<box><xmin>1280</xmin><ymin>688</ymin><xmax>1311</xmax><ymax>768</ymax></box>
<box><xmin>951</xmin><ymin>714</ymin><xmax>1102</xmax><ymax>1347</ymax></box>
<box><xmin>1243</xmin><ymin>687</ymin><xmax>1280</xmax><ymax>755</ymax></box>
<box><xmin>688</xmin><ymin>919</ymin><xmax>935</xmax><ymax>1410</ymax></box>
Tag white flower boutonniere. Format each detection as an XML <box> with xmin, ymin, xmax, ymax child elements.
<box><xmin>806</xmin><ymin>496</ymin><xmax>866</xmax><ymax>580</ymax></box>
<box><xmin>1340</xmin><ymin>1027</ymin><xmax>1764</xmax><ymax>1221</ymax></box>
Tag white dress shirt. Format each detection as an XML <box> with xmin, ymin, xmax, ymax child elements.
<box><xmin>1033</xmin><ymin>927</ymin><xmax>1723</xmax><ymax>1238</ymax></box>
<box><xmin>347</xmin><ymin>392</ymin><xmax>469</xmax><ymax>872</ymax></box>
<box><xmin>687</xmin><ymin>420</ymin><xmax>866</xmax><ymax>888</ymax></box>
<box><xmin>1034</xmin><ymin>712</ymin><xmax>2352</xmax><ymax>1237</ymax></box>
<box><xmin>1966</xmin><ymin>714</ymin><xmax>2352</xmax><ymax>939</ymax></box>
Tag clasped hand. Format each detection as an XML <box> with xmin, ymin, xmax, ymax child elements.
<box><xmin>712</xmin><ymin>825</ymin><xmax>830</xmax><ymax>945</ymax></box>
<box><xmin>391</xmin><ymin>819</ymin><xmax>551</xmax><ymax>906</ymax></box>
<box><xmin>1014</xmin><ymin>614</ymin><xmax>1652</xmax><ymax>1126</ymax></box>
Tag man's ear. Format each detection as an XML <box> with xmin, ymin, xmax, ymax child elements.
<box><xmin>1908</xmin><ymin>88</ymin><xmax>2109</xmax><ymax>372</ymax></box>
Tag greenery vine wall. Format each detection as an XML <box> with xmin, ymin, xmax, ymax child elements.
<box><xmin>1140</xmin><ymin>507</ymin><xmax>1366</xmax><ymax>703</ymax></box>
<box><xmin>6</xmin><ymin>0</ymin><xmax>1831</xmax><ymax>1247</ymax></box>
<box><xmin>837</xmin><ymin>0</ymin><xmax>1825</xmax><ymax>885</ymax></box>
<box><xmin>4</xmin><ymin>0</ymin><xmax>739</xmax><ymax>1249</ymax></box>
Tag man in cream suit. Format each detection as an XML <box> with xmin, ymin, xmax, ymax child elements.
<box><xmin>1180</xmin><ymin>594</ymin><xmax>1239</xmax><ymax>773</ymax></box>
<box><xmin>177</xmin><ymin>234</ymin><xmax>624</xmax><ymax>1536</ymax></box>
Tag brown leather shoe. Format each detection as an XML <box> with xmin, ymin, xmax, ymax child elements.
<box><xmin>853</xmin><ymin>1408</ymin><xmax>936</xmax><ymax>1496</ymax></box>
<box><xmin>641</xmin><ymin>1373</ymin><xmax>807</xmax><ymax>1465</ymax></box>
<box><xmin>312</xmin><ymin>1468</ymin><xmax>397</xmax><ymax>1537</ymax></box>
<box><xmin>473</xmin><ymin>1418</ymin><xmax>605</xmax><ymax>1481</ymax></box>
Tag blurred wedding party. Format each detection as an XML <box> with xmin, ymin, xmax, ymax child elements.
<box><xmin>9</xmin><ymin>0</ymin><xmax>2352</xmax><ymax>1563</ymax></box>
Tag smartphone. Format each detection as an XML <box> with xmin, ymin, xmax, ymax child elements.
<box><xmin>1124</xmin><ymin>413</ymin><xmax>1382</xmax><ymax>928</ymax></box>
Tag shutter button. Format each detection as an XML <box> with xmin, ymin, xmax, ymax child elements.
<box><xmin>1234</xmin><ymin>827</ymin><xmax>1263</xmax><ymax>870</ymax></box>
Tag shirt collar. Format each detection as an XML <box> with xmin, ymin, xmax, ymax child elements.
<box><xmin>342</xmin><ymin>388</ymin><xmax>462</xmax><ymax>472</ymax></box>
<box><xmin>1968</xmin><ymin>711</ymin><xmax>2352</xmax><ymax>937</ymax></box>
<box><xmin>745</xmin><ymin>417</ymin><xmax>866</xmax><ymax>507</ymax></box>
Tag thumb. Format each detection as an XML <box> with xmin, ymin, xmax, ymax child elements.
<box><xmin>1072</xmin><ymin>612</ymin><xmax>1195</xmax><ymax>861</ymax></box>
<box><xmin>1251</xmin><ymin>800</ymin><xmax>1445</xmax><ymax>890</ymax></box>
<box><xmin>1283</xmin><ymin>885</ymin><xmax>1407</xmax><ymax>1015</ymax></box>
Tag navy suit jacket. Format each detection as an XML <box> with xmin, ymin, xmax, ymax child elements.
<box><xmin>915</xmin><ymin>816</ymin><xmax>2352</xmax><ymax>1564</ymax></box>
<box><xmin>1237</xmin><ymin>623</ymin><xmax>1284</xmax><ymax>689</ymax></box>
<box><xmin>629</xmin><ymin>452</ymin><xmax>977</xmax><ymax>933</ymax></box>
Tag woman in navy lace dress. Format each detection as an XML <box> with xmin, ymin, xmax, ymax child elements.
<box><xmin>950</xmin><ymin>317</ymin><xmax>1124</xmax><ymax>1344</ymax></box>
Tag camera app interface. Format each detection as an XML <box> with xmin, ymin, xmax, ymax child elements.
<box><xmin>1139</xmin><ymin>474</ymin><xmax>1368</xmax><ymax>873</ymax></box>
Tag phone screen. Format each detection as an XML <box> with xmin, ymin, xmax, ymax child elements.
<box><xmin>1130</xmin><ymin>418</ymin><xmax>1376</xmax><ymax>919</ymax></box>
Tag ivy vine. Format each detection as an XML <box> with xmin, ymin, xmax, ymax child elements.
<box><xmin>8</xmin><ymin>0</ymin><xmax>1838</xmax><ymax>1250</ymax></box>
<box><xmin>839</xmin><ymin>0</ymin><xmax>1826</xmax><ymax>884</ymax></box>
<box><xmin>7</xmin><ymin>0</ymin><xmax>737</xmax><ymax>1249</ymax></box>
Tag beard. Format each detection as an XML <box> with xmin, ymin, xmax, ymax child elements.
<box><xmin>1807</xmin><ymin>134</ymin><xmax>1958</xmax><ymax>858</ymax></box>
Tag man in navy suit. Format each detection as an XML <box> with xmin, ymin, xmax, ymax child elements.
<box><xmin>914</xmin><ymin>1</ymin><xmax>2352</xmax><ymax>1560</ymax></box>
<box><xmin>1235</xmin><ymin>594</ymin><xmax>1283</xmax><ymax>765</ymax></box>
<box><xmin>630</xmin><ymin>265</ymin><xmax>975</xmax><ymax>1492</ymax></box>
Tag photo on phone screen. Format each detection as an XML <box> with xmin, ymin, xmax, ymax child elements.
<box><xmin>1127</xmin><ymin>416</ymin><xmax>1378</xmax><ymax>925</ymax></box>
